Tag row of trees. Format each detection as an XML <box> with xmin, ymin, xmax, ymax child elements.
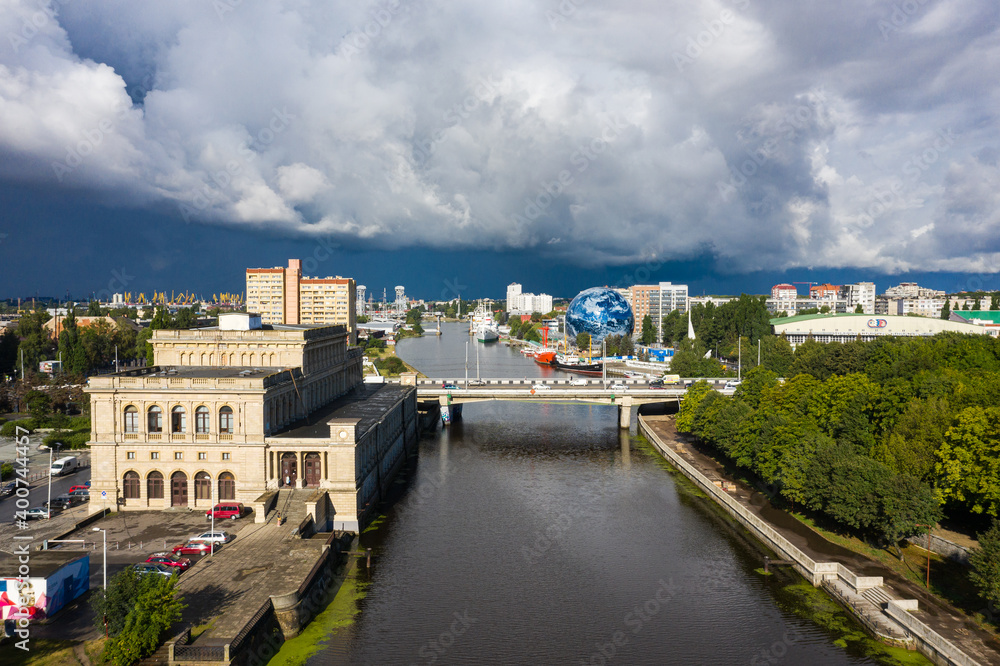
<box><xmin>676</xmin><ymin>331</ymin><xmax>1000</xmax><ymax>550</ymax></box>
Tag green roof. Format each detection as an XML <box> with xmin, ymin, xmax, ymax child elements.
<box><xmin>769</xmin><ymin>313</ymin><xmax>872</xmax><ymax>325</ymax></box>
<box><xmin>953</xmin><ymin>311</ymin><xmax>1000</xmax><ymax>324</ymax></box>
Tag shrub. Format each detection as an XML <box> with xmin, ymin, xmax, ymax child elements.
<box><xmin>0</xmin><ymin>420</ymin><xmax>32</xmax><ymax>437</ymax></box>
<box><xmin>0</xmin><ymin>463</ymin><xmax>12</xmax><ymax>480</ymax></box>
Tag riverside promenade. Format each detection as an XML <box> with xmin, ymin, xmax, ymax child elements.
<box><xmin>640</xmin><ymin>414</ymin><xmax>1000</xmax><ymax>666</ymax></box>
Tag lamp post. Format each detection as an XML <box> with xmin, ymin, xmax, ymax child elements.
<box><xmin>46</xmin><ymin>442</ymin><xmax>62</xmax><ymax>519</ymax></box>
<box><xmin>915</xmin><ymin>523</ymin><xmax>932</xmax><ymax>588</ymax></box>
<box><xmin>92</xmin><ymin>526</ymin><xmax>107</xmax><ymax>636</ymax></box>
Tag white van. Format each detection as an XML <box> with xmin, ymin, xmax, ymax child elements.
<box><xmin>50</xmin><ymin>456</ymin><xmax>79</xmax><ymax>476</ymax></box>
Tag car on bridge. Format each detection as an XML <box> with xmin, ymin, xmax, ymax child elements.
<box><xmin>467</xmin><ymin>379</ymin><xmax>486</xmax><ymax>386</ymax></box>
<box><xmin>609</xmin><ymin>383</ymin><xmax>628</xmax><ymax>391</ymax></box>
<box><xmin>569</xmin><ymin>378</ymin><xmax>588</xmax><ymax>386</ymax></box>
<box><xmin>648</xmin><ymin>379</ymin><xmax>666</xmax><ymax>389</ymax></box>
<box><xmin>531</xmin><ymin>383</ymin><xmax>550</xmax><ymax>390</ymax></box>
<box><xmin>442</xmin><ymin>383</ymin><xmax>460</xmax><ymax>390</ymax></box>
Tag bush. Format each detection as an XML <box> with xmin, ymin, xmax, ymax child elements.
<box><xmin>44</xmin><ymin>431</ymin><xmax>90</xmax><ymax>450</ymax></box>
<box><xmin>0</xmin><ymin>463</ymin><xmax>12</xmax><ymax>480</ymax></box>
<box><xmin>1</xmin><ymin>420</ymin><xmax>32</xmax><ymax>437</ymax></box>
<box><xmin>375</xmin><ymin>356</ymin><xmax>407</xmax><ymax>376</ymax></box>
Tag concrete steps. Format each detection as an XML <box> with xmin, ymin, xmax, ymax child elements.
<box><xmin>273</xmin><ymin>489</ymin><xmax>314</xmax><ymax>524</ymax></box>
<box><xmin>823</xmin><ymin>579</ymin><xmax>909</xmax><ymax>641</ymax></box>
<box><xmin>863</xmin><ymin>585</ymin><xmax>894</xmax><ymax>609</ymax></box>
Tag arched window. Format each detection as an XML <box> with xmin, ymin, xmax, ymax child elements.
<box><xmin>171</xmin><ymin>406</ymin><xmax>186</xmax><ymax>433</ymax></box>
<box><xmin>124</xmin><ymin>406</ymin><xmax>138</xmax><ymax>433</ymax></box>
<box><xmin>147</xmin><ymin>406</ymin><xmax>163</xmax><ymax>433</ymax></box>
<box><xmin>195</xmin><ymin>471</ymin><xmax>211</xmax><ymax>500</ymax></box>
<box><xmin>219</xmin><ymin>472</ymin><xmax>235</xmax><ymax>500</ymax></box>
<box><xmin>219</xmin><ymin>406</ymin><xmax>234</xmax><ymax>434</ymax></box>
<box><xmin>123</xmin><ymin>471</ymin><xmax>140</xmax><ymax>499</ymax></box>
<box><xmin>195</xmin><ymin>406</ymin><xmax>210</xmax><ymax>434</ymax></box>
<box><xmin>147</xmin><ymin>471</ymin><xmax>164</xmax><ymax>499</ymax></box>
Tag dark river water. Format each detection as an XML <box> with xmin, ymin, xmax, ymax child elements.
<box><xmin>299</xmin><ymin>323</ymin><xmax>875</xmax><ymax>665</ymax></box>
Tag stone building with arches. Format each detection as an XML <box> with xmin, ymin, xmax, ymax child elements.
<box><xmin>85</xmin><ymin>312</ymin><xmax>417</xmax><ymax>530</ymax></box>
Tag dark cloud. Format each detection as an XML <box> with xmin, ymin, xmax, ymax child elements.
<box><xmin>0</xmin><ymin>0</ymin><xmax>998</xmax><ymax>276</ymax></box>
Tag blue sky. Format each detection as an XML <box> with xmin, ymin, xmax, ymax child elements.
<box><xmin>2</xmin><ymin>1</ymin><xmax>999</xmax><ymax>301</ymax></box>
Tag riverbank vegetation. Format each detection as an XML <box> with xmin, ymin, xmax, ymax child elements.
<box><xmin>675</xmin><ymin>331</ymin><xmax>1000</xmax><ymax>614</ymax></box>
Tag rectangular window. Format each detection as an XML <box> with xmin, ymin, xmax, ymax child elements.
<box><xmin>127</xmin><ymin>451</ymin><xmax>136</xmax><ymax>460</ymax></box>
<box><xmin>198</xmin><ymin>452</ymin><xmax>207</xmax><ymax>460</ymax></box>
<box><xmin>150</xmin><ymin>451</ymin><xmax>160</xmax><ymax>460</ymax></box>
<box><xmin>222</xmin><ymin>452</ymin><xmax>231</xmax><ymax>461</ymax></box>
<box><xmin>174</xmin><ymin>452</ymin><xmax>183</xmax><ymax>460</ymax></box>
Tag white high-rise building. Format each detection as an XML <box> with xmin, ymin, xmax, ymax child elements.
<box><xmin>506</xmin><ymin>282</ymin><xmax>552</xmax><ymax>314</ymax></box>
<box><xmin>841</xmin><ymin>282</ymin><xmax>876</xmax><ymax>314</ymax></box>
<box><xmin>357</xmin><ymin>285</ymin><xmax>367</xmax><ymax>317</ymax></box>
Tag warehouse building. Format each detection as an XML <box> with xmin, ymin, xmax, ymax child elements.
<box><xmin>771</xmin><ymin>313</ymin><xmax>998</xmax><ymax>348</ymax></box>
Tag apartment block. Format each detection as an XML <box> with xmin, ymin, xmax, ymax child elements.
<box><xmin>247</xmin><ymin>259</ymin><xmax>356</xmax><ymax>340</ymax></box>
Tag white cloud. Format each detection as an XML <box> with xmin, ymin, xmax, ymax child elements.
<box><xmin>0</xmin><ymin>0</ymin><xmax>998</xmax><ymax>275</ymax></box>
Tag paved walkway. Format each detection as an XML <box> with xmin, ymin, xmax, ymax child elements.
<box><xmin>642</xmin><ymin>415</ymin><xmax>1000</xmax><ymax>665</ymax></box>
<box><xmin>175</xmin><ymin>495</ymin><xmax>329</xmax><ymax>644</ymax></box>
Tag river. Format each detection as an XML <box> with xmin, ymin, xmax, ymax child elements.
<box><xmin>280</xmin><ymin>322</ymin><xmax>903</xmax><ymax>665</ymax></box>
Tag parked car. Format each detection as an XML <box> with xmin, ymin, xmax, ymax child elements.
<box><xmin>144</xmin><ymin>553</ymin><xmax>192</xmax><ymax>572</ymax></box>
<box><xmin>68</xmin><ymin>485</ymin><xmax>90</xmax><ymax>494</ymax></box>
<box><xmin>69</xmin><ymin>489</ymin><xmax>90</xmax><ymax>500</ymax></box>
<box><xmin>441</xmin><ymin>383</ymin><xmax>459</xmax><ymax>390</ymax></box>
<box><xmin>206</xmin><ymin>503</ymin><xmax>248</xmax><ymax>520</ymax></box>
<box><xmin>172</xmin><ymin>541</ymin><xmax>217</xmax><ymax>556</ymax></box>
<box><xmin>24</xmin><ymin>506</ymin><xmax>59</xmax><ymax>520</ymax></box>
<box><xmin>531</xmin><ymin>383</ymin><xmax>550</xmax><ymax>390</ymax></box>
<box><xmin>47</xmin><ymin>494</ymin><xmax>85</xmax><ymax>511</ymax></box>
<box><xmin>0</xmin><ymin>481</ymin><xmax>16</xmax><ymax>498</ymax></box>
<box><xmin>569</xmin><ymin>378</ymin><xmax>588</xmax><ymax>386</ymax></box>
<box><xmin>192</xmin><ymin>530</ymin><xmax>235</xmax><ymax>544</ymax></box>
<box><xmin>132</xmin><ymin>562</ymin><xmax>175</xmax><ymax>578</ymax></box>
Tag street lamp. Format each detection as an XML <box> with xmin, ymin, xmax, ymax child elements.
<box><xmin>92</xmin><ymin>526</ymin><xmax>108</xmax><ymax>637</ymax></box>
<box><xmin>46</xmin><ymin>442</ymin><xmax>62</xmax><ymax>519</ymax></box>
<box><xmin>915</xmin><ymin>523</ymin><xmax>933</xmax><ymax>589</ymax></box>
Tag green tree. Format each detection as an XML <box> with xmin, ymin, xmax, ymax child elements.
<box><xmin>405</xmin><ymin>308</ymin><xmax>423</xmax><ymax>325</ymax></box>
<box><xmin>935</xmin><ymin>407</ymin><xmax>1000</xmax><ymax>516</ymax></box>
<box><xmin>0</xmin><ymin>327</ymin><xmax>21</xmax><ymax>377</ymax></box>
<box><xmin>523</xmin><ymin>326</ymin><xmax>541</xmax><ymax>343</ymax></box>
<box><xmin>855</xmin><ymin>303</ymin><xmax>864</xmax><ymax>313</ymax></box>
<box><xmin>640</xmin><ymin>314</ymin><xmax>656</xmax><ymax>345</ymax></box>
<box><xmin>974</xmin><ymin>297</ymin><xmax>982</xmax><ymax>310</ymax></box>
<box><xmin>25</xmin><ymin>390</ymin><xmax>52</xmax><ymax>423</ymax></box>
<box><xmin>970</xmin><ymin>519</ymin><xmax>1000</xmax><ymax>608</ymax></box>
<box><xmin>101</xmin><ymin>573</ymin><xmax>185</xmax><ymax>666</ymax></box>
<box><xmin>991</xmin><ymin>294</ymin><xmax>1000</xmax><ymax>311</ymax></box>
<box><xmin>87</xmin><ymin>300</ymin><xmax>102</xmax><ymax>316</ymax></box>
<box><xmin>508</xmin><ymin>317</ymin><xmax>522</xmax><ymax>338</ymax></box>
<box><xmin>575</xmin><ymin>332</ymin><xmax>591</xmax><ymax>349</ymax></box>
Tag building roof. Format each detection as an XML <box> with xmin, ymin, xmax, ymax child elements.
<box><xmin>772</xmin><ymin>283</ymin><xmax>796</xmax><ymax>290</ymax></box>
<box><xmin>0</xmin><ymin>551</ymin><xmax>89</xmax><ymax>579</ymax></box>
<box><xmin>953</xmin><ymin>310</ymin><xmax>1000</xmax><ymax>324</ymax></box>
<box><xmin>271</xmin><ymin>384</ymin><xmax>413</xmax><ymax>439</ymax></box>
<box><xmin>771</xmin><ymin>312</ymin><xmax>993</xmax><ymax>337</ymax></box>
<box><xmin>770</xmin><ymin>312</ymin><xmax>865</xmax><ymax>325</ymax></box>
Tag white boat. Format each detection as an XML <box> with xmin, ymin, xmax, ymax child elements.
<box><xmin>470</xmin><ymin>301</ymin><xmax>499</xmax><ymax>343</ymax></box>
<box><xmin>477</xmin><ymin>324</ymin><xmax>499</xmax><ymax>343</ymax></box>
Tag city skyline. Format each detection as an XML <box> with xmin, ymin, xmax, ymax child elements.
<box><xmin>2</xmin><ymin>2</ymin><xmax>1000</xmax><ymax>301</ymax></box>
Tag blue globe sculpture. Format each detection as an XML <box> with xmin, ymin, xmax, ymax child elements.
<box><xmin>565</xmin><ymin>287</ymin><xmax>634</xmax><ymax>345</ymax></box>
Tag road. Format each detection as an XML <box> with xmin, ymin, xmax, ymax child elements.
<box><xmin>0</xmin><ymin>441</ymin><xmax>91</xmax><ymax>523</ymax></box>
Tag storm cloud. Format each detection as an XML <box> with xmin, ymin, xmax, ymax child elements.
<box><xmin>1</xmin><ymin>0</ymin><xmax>998</xmax><ymax>274</ymax></box>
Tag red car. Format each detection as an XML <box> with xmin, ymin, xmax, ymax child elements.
<box><xmin>68</xmin><ymin>485</ymin><xmax>90</xmax><ymax>493</ymax></box>
<box><xmin>171</xmin><ymin>541</ymin><xmax>217</xmax><ymax>556</ymax></box>
<box><xmin>145</xmin><ymin>552</ymin><xmax>192</xmax><ymax>571</ymax></box>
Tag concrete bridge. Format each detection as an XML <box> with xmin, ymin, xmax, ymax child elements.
<box><xmin>389</xmin><ymin>375</ymin><xmax>735</xmax><ymax>428</ymax></box>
